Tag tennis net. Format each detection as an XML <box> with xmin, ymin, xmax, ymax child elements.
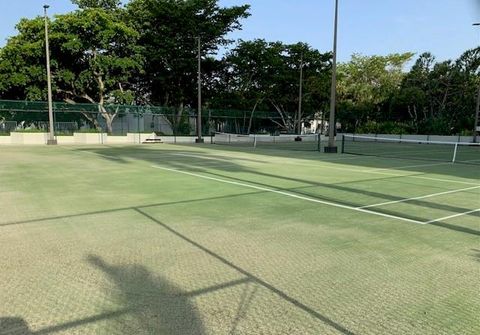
<box><xmin>214</xmin><ymin>133</ymin><xmax>321</xmax><ymax>151</ymax></box>
<box><xmin>341</xmin><ymin>135</ymin><xmax>480</xmax><ymax>165</ymax></box>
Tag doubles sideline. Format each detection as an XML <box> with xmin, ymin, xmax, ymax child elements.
<box><xmin>152</xmin><ymin>165</ymin><xmax>425</xmax><ymax>225</ymax></box>
<box><xmin>359</xmin><ymin>185</ymin><xmax>480</xmax><ymax>209</ymax></box>
<box><xmin>152</xmin><ymin>165</ymin><xmax>480</xmax><ymax>226</ymax></box>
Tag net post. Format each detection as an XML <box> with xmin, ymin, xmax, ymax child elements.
<box><xmin>341</xmin><ymin>134</ymin><xmax>345</xmax><ymax>153</ymax></box>
<box><xmin>452</xmin><ymin>143</ymin><xmax>458</xmax><ymax>163</ymax></box>
<box><xmin>253</xmin><ymin>134</ymin><xmax>257</xmax><ymax>149</ymax></box>
<box><xmin>317</xmin><ymin>133</ymin><xmax>321</xmax><ymax>152</ymax></box>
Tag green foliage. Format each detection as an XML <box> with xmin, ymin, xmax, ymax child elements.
<box><xmin>337</xmin><ymin>53</ymin><xmax>414</xmax><ymax>131</ymax></box>
<box><xmin>0</xmin><ymin>2</ymin><xmax>143</xmax><ymax>133</ymax></box>
<box><xmin>338</xmin><ymin>49</ymin><xmax>479</xmax><ymax>135</ymax></box>
<box><xmin>126</xmin><ymin>0</ymin><xmax>250</xmax><ymax>107</ymax></box>
<box><xmin>76</xmin><ymin>128</ymin><xmax>104</xmax><ymax>133</ymax></box>
<box><xmin>72</xmin><ymin>0</ymin><xmax>121</xmax><ymax>10</ymax></box>
<box><xmin>211</xmin><ymin>39</ymin><xmax>331</xmax><ymax>132</ymax></box>
<box><xmin>14</xmin><ymin>128</ymin><xmax>47</xmax><ymax>133</ymax></box>
<box><xmin>390</xmin><ymin>48</ymin><xmax>479</xmax><ymax>135</ymax></box>
<box><xmin>0</xmin><ymin>0</ymin><xmax>478</xmax><ymax>136</ymax></box>
<box><xmin>356</xmin><ymin>121</ymin><xmax>413</xmax><ymax>135</ymax></box>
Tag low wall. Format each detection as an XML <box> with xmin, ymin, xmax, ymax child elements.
<box><xmin>74</xmin><ymin>132</ymin><xmax>107</xmax><ymax>144</ymax></box>
<box><xmin>10</xmin><ymin>132</ymin><xmax>48</xmax><ymax>145</ymax></box>
<box><xmin>126</xmin><ymin>133</ymin><xmax>155</xmax><ymax>144</ymax></box>
<box><xmin>106</xmin><ymin>135</ymin><xmax>130</xmax><ymax>145</ymax></box>
<box><xmin>57</xmin><ymin>136</ymin><xmax>75</xmax><ymax>145</ymax></box>
<box><xmin>0</xmin><ymin>136</ymin><xmax>11</xmax><ymax>144</ymax></box>
<box><xmin>0</xmin><ymin>132</ymin><xmax>206</xmax><ymax>145</ymax></box>
<box><xmin>162</xmin><ymin>136</ymin><xmax>202</xmax><ymax>144</ymax></box>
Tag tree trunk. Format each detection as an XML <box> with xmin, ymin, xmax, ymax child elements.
<box><xmin>98</xmin><ymin>104</ymin><xmax>119</xmax><ymax>134</ymax></box>
<box><xmin>247</xmin><ymin>99</ymin><xmax>262</xmax><ymax>135</ymax></box>
<box><xmin>81</xmin><ymin>112</ymin><xmax>101</xmax><ymax>131</ymax></box>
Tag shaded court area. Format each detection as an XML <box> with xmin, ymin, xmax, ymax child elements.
<box><xmin>0</xmin><ymin>144</ymin><xmax>479</xmax><ymax>334</ymax></box>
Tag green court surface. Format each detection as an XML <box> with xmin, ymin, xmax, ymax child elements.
<box><xmin>0</xmin><ymin>144</ymin><xmax>479</xmax><ymax>335</ymax></box>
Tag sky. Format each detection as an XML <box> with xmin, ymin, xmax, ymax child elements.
<box><xmin>0</xmin><ymin>0</ymin><xmax>479</xmax><ymax>63</ymax></box>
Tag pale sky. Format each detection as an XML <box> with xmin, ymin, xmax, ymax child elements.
<box><xmin>0</xmin><ymin>0</ymin><xmax>479</xmax><ymax>62</ymax></box>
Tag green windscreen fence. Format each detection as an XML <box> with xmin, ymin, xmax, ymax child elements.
<box><xmin>342</xmin><ymin>134</ymin><xmax>480</xmax><ymax>165</ymax></box>
<box><xmin>0</xmin><ymin>100</ymin><xmax>311</xmax><ymax>137</ymax></box>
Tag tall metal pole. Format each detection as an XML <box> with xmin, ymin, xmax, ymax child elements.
<box><xmin>473</xmin><ymin>23</ymin><xmax>480</xmax><ymax>143</ymax></box>
<box><xmin>297</xmin><ymin>53</ymin><xmax>304</xmax><ymax>135</ymax></box>
<box><xmin>196</xmin><ymin>37</ymin><xmax>204</xmax><ymax>143</ymax></box>
<box><xmin>44</xmin><ymin>5</ymin><xmax>56</xmax><ymax>145</ymax></box>
<box><xmin>325</xmin><ymin>0</ymin><xmax>339</xmax><ymax>153</ymax></box>
<box><xmin>474</xmin><ymin>86</ymin><xmax>480</xmax><ymax>143</ymax></box>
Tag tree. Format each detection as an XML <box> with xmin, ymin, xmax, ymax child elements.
<box><xmin>337</xmin><ymin>53</ymin><xmax>414</xmax><ymax>132</ymax></box>
<box><xmin>72</xmin><ymin>0</ymin><xmax>121</xmax><ymax>10</ymax></box>
<box><xmin>53</xmin><ymin>1</ymin><xmax>143</xmax><ymax>133</ymax></box>
<box><xmin>392</xmin><ymin>49</ymin><xmax>480</xmax><ymax>134</ymax></box>
<box><xmin>0</xmin><ymin>18</ymin><xmax>47</xmax><ymax>101</ymax></box>
<box><xmin>0</xmin><ymin>0</ymin><xmax>143</xmax><ymax>133</ymax></box>
<box><xmin>126</xmin><ymin>0</ymin><xmax>250</xmax><ymax>120</ymax></box>
<box><xmin>214</xmin><ymin>39</ymin><xmax>331</xmax><ymax>133</ymax></box>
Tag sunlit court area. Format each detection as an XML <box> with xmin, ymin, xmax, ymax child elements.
<box><xmin>0</xmin><ymin>142</ymin><xmax>479</xmax><ymax>334</ymax></box>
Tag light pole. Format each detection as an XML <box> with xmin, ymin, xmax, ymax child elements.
<box><xmin>473</xmin><ymin>23</ymin><xmax>480</xmax><ymax>143</ymax></box>
<box><xmin>325</xmin><ymin>0</ymin><xmax>339</xmax><ymax>153</ymax></box>
<box><xmin>297</xmin><ymin>52</ymin><xmax>304</xmax><ymax>135</ymax></box>
<box><xmin>44</xmin><ymin>5</ymin><xmax>56</xmax><ymax>145</ymax></box>
<box><xmin>196</xmin><ymin>37</ymin><xmax>204</xmax><ymax>143</ymax></box>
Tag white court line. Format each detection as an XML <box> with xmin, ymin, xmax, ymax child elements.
<box><xmin>172</xmin><ymin>151</ymin><xmax>478</xmax><ymax>186</ymax></box>
<box><xmin>152</xmin><ymin>165</ymin><xmax>425</xmax><ymax>225</ymax></box>
<box><xmin>172</xmin><ymin>153</ymin><xmax>231</xmax><ymax>161</ymax></box>
<box><xmin>361</xmin><ymin>161</ymin><xmax>453</xmax><ymax>172</ymax></box>
<box><xmin>359</xmin><ymin>185</ymin><xmax>480</xmax><ymax>209</ymax></box>
<box><xmin>427</xmin><ymin>208</ymin><xmax>480</xmax><ymax>224</ymax></box>
<box><xmin>280</xmin><ymin>161</ymin><xmax>478</xmax><ymax>186</ymax></box>
<box><xmin>208</xmin><ymin>149</ymin><xmax>479</xmax><ymax>186</ymax></box>
<box><xmin>81</xmin><ymin>146</ymin><xmax>478</xmax><ymax>186</ymax></box>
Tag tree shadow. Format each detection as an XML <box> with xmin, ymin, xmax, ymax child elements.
<box><xmin>0</xmin><ymin>317</ymin><xmax>32</xmax><ymax>334</ymax></box>
<box><xmin>471</xmin><ymin>249</ymin><xmax>480</xmax><ymax>262</ymax></box>
<box><xmin>86</xmin><ymin>254</ymin><xmax>206</xmax><ymax>335</ymax></box>
<box><xmin>182</xmin><ymin>143</ymin><xmax>480</xmax><ymax>180</ymax></box>
<box><xmin>1</xmin><ymin>252</ymin><xmax>266</xmax><ymax>335</ymax></box>
<box><xmin>0</xmin><ymin>257</ymin><xmax>207</xmax><ymax>335</ymax></box>
<box><xmin>73</xmin><ymin>146</ymin><xmax>480</xmax><ymax>236</ymax></box>
<box><xmin>134</xmin><ymin>208</ymin><xmax>356</xmax><ymax>335</ymax></box>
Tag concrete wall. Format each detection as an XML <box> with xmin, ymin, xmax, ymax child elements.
<box><xmin>73</xmin><ymin>133</ymin><xmax>107</xmax><ymax>145</ymax></box>
<box><xmin>57</xmin><ymin>136</ymin><xmax>75</xmax><ymax>145</ymax></box>
<box><xmin>162</xmin><ymin>136</ymin><xmax>201</xmax><ymax>144</ymax></box>
<box><xmin>10</xmin><ymin>132</ymin><xmax>48</xmax><ymax>145</ymax></box>
<box><xmin>0</xmin><ymin>136</ymin><xmax>11</xmax><ymax>144</ymax></box>
<box><xmin>61</xmin><ymin>133</ymin><xmax>196</xmax><ymax>145</ymax></box>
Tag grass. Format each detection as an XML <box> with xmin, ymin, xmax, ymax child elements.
<box><xmin>0</xmin><ymin>143</ymin><xmax>478</xmax><ymax>335</ymax></box>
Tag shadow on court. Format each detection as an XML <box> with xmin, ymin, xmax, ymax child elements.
<box><xmin>471</xmin><ymin>249</ymin><xmax>480</xmax><ymax>263</ymax></box>
<box><xmin>1</xmin><ymin>146</ymin><xmax>477</xmax><ymax>237</ymax></box>
<box><xmin>0</xmin><ymin>234</ymin><xmax>356</xmax><ymax>335</ymax></box>
<box><xmin>0</xmin><ymin>210</ymin><xmax>357</xmax><ymax>335</ymax></box>
<box><xmin>192</xmin><ymin>143</ymin><xmax>480</xmax><ymax>180</ymax></box>
<box><xmin>0</xmin><ymin>255</ymin><xmax>207</xmax><ymax>334</ymax></box>
<box><xmin>68</xmin><ymin>146</ymin><xmax>480</xmax><ymax>236</ymax></box>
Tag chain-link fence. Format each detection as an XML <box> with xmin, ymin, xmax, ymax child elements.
<box><xmin>0</xmin><ymin>100</ymin><xmax>324</xmax><ymax>138</ymax></box>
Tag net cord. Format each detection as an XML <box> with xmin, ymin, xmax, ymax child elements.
<box><xmin>343</xmin><ymin>134</ymin><xmax>480</xmax><ymax>146</ymax></box>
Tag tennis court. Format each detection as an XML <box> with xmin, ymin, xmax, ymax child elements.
<box><xmin>0</xmin><ymin>142</ymin><xmax>479</xmax><ymax>335</ymax></box>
